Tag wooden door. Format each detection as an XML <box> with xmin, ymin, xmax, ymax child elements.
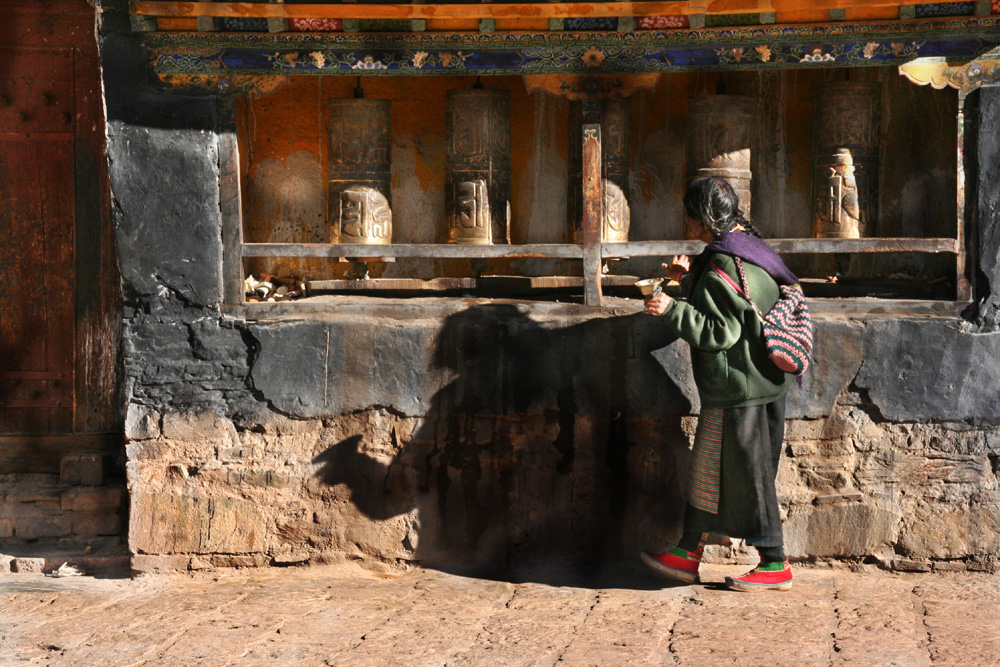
<box><xmin>0</xmin><ymin>1</ymin><xmax>120</xmax><ymax>471</ymax></box>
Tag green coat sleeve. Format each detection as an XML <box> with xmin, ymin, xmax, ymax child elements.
<box><xmin>660</xmin><ymin>269</ymin><xmax>747</xmax><ymax>352</ymax></box>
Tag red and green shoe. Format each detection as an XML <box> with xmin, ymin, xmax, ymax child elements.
<box><xmin>725</xmin><ymin>560</ymin><xmax>793</xmax><ymax>592</ymax></box>
<box><xmin>640</xmin><ymin>546</ymin><xmax>703</xmax><ymax>584</ymax></box>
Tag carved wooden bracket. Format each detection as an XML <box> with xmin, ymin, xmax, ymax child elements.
<box><xmin>899</xmin><ymin>51</ymin><xmax>1000</xmax><ymax>90</ymax></box>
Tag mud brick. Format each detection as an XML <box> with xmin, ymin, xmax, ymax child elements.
<box><xmin>72</xmin><ymin>511</ymin><xmax>123</xmax><ymax>537</ymax></box>
<box><xmin>15</xmin><ymin>514</ymin><xmax>73</xmax><ymax>540</ymax></box>
<box><xmin>12</xmin><ymin>557</ymin><xmax>46</xmax><ymax>574</ymax></box>
<box><xmin>61</xmin><ymin>454</ymin><xmax>106</xmax><ymax>486</ymax></box>
<box><xmin>61</xmin><ymin>486</ymin><xmax>125</xmax><ymax>512</ymax></box>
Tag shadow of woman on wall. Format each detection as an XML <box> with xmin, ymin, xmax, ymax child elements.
<box><xmin>313</xmin><ymin>303</ymin><xmax>697</xmax><ymax>584</ymax></box>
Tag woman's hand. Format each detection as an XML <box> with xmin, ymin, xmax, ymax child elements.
<box><xmin>644</xmin><ymin>292</ymin><xmax>672</xmax><ymax>316</ymax></box>
<box><xmin>662</xmin><ymin>255</ymin><xmax>691</xmax><ymax>282</ymax></box>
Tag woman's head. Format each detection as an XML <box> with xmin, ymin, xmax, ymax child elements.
<box><xmin>682</xmin><ymin>177</ymin><xmax>747</xmax><ymax>239</ymax></box>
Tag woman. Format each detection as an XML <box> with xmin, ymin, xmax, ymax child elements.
<box><xmin>642</xmin><ymin>177</ymin><xmax>799</xmax><ymax>592</ymax></box>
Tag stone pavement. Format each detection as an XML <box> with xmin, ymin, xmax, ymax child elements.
<box><xmin>1</xmin><ymin>561</ymin><xmax>998</xmax><ymax>666</ymax></box>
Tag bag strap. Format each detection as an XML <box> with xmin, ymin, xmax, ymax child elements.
<box><xmin>709</xmin><ymin>261</ymin><xmax>766</xmax><ymax>322</ymax></box>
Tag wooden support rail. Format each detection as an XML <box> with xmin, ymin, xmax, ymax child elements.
<box><xmin>240</xmin><ymin>238</ymin><xmax>958</xmax><ymax>260</ymax></box>
<box><xmin>241</xmin><ymin>243</ymin><xmax>585</xmax><ymax>259</ymax></box>
<box><xmin>604</xmin><ymin>237</ymin><xmax>959</xmax><ymax>257</ymax></box>
<box><xmin>131</xmin><ymin>0</ymin><xmax>976</xmax><ymax>20</ymax></box>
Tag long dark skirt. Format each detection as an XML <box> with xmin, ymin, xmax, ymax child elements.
<box><xmin>684</xmin><ymin>396</ymin><xmax>787</xmax><ymax>549</ymax></box>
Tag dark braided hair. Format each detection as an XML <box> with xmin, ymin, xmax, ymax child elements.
<box><xmin>683</xmin><ymin>177</ymin><xmax>762</xmax><ymax>239</ymax></box>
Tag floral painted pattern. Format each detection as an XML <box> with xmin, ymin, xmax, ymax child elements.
<box><xmin>564</xmin><ymin>18</ymin><xmax>619</xmax><ymax>31</ymax></box>
<box><xmin>914</xmin><ymin>2</ymin><xmax>976</xmax><ymax>17</ymax></box>
<box><xmin>218</xmin><ymin>18</ymin><xmax>269</xmax><ymax>32</ymax></box>
<box><xmin>992</xmin><ymin>0</ymin><xmax>1000</xmax><ymax>13</ymax></box>
<box><xmin>636</xmin><ymin>16</ymin><xmax>690</xmax><ymax>30</ymax></box>
<box><xmin>289</xmin><ymin>19</ymin><xmax>343</xmax><ymax>32</ymax></box>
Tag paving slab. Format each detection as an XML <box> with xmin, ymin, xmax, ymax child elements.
<box><xmin>1</xmin><ymin>562</ymin><xmax>997</xmax><ymax>666</ymax></box>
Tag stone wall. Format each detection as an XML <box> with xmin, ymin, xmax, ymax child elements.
<box><xmin>98</xmin><ymin>12</ymin><xmax>1000</xmax><ymax>573</ymax></box>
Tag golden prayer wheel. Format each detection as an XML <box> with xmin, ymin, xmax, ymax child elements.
<box><xmin>444</xmin><ymin>89</ymin><xmax>511</xmax><ymax>244</ymax></box>
<box><xmin>327</xmin><ymin>98</ymin><xmax>392</xmax><ymax>245</ymax></box>
<box><xmin>685</xmin><ymin>94</ymin><xmax>756</xmax><ymax>238</ymax></box>
<box><xmin>812</xmin><ymin>82</ymin><xmax>881</xmax><ymax>239</ymax></box>
<box><xmin>568</xmin><ymin>98</ymin><xmax>631</xmax><ymax>243</ymax></box>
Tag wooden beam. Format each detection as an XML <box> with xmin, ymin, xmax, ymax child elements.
<box><xmin>132</xmin><ymin>0</ymin><xmax>978</xmax><ymax>21</ymax></box>
<box><xmin>242</xmin><ymin>243</ymin><xmax>585</xmax><ymax>259</ymax></box>
<box><xmin>603</xmin><ymin>238</ymin><xmax>959</xmax><ymax>257</ymax></box>
<box><xmin>217</xmin><ymin>101</ymin><xmax>246</xmax><ymax>307</ymax></box>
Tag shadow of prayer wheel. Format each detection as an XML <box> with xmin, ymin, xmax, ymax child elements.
<box><xmin>444</xmin><ymin>89</ymin><xmax>511</xmax><ymax>244</ymax></box>
<box><xmin>812</xmin><ymin>82</ymin><xmax>881</xmax><ymax>239</ymax></box>
<box><xmin>685</xmin><ymin>94</ymin><xmax>756</xmax><ymax>239</ymax></box>
<box><xmin>327</xmin><ymin>98</ymin><xmax>392</xmax><ymax>245</ymax></box>
<box><xmin>568</xmin><ymin>98</ymin><xmax>631</xmax><ymax>243</ymax></box>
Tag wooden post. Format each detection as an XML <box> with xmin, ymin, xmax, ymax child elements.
<box><xmin>956</xmin><ymin>88</ymin><xmax>972</xmax><ymax>302</ymax></box>
<box><xmin>582</xmin><ymin>123</ymin><xmax>603</xmax><ymax>307</ymax></box>
<box><xmin>218</xmin><ymin>100</ymin><xmax>245</xmax><ymax>306</ymax></box>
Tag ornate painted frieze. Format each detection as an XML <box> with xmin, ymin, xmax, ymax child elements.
<box><xmin>145</xmin><ymin>18</ymin><xmax>1000</xmax><ymax>79</ymax></box>
<box><xmin>636</xmin><ymin>16</ymin><xmax>690</xmax><ymax>30</ymax></box>
<box><xmin>914</xmin><ymin>3</ymin><xmax>976</xmax><ymax>18</ymax></box>
<box><xmin>289</xmin><ymin>19</ymin><xmax>343</xmax><ymax>32</ymax></box>
<box><xmin>564</xmin><ymin>18</ymin><xmax>619</xmax><ymax>31</ymax></box>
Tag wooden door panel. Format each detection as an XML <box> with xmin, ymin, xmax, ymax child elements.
<box><xmin>0</xmin><ymin>54</ymin><xmax>76</xmax><ymax>433</ymax></box>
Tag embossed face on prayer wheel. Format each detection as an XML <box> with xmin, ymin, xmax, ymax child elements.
<box><xmin>568</xmin><ymin>98</ymin><xmax>631</xmax><ymax>243</ymax></box>
<box><xmin>444</xmin><ymin>89</ymin><xmax>511</xmax><ymax>244</ymax></box>
<box><xmin>327</xmin><ymin>99</ymin><xmax>392</xmax><ymax>245</ymax></box>
<box><xmin>812</xmin><ymin>82</ymin><xmax>881</xmax><ymax>239</ymax></box>
<box><xmin>685</xmin><ymin>95</ymin><xmax>756</xmax><ymax>239</ymax></box>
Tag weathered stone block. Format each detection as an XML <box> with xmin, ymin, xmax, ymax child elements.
<box><xmin>0</xmin><ymin>553</ymin><xmax>13</xmax><ymax>573</ymax></box>
<box><xmin>14</xmin><ymin>514</ymin><xmax>73</xmax><ymax>540</ymax></box>
<box><xmin>11</xmin><ymin>557</ymin><xmax>46</xmax><ymax>574</ymax></box>
<box><xmin>60</xmin><ymin>454</ymin><xmax>105</xmax><ymax>486</ymax></box>
<box><xmin>130</xmin><ymin>493</ymin><xmax>267</xmax><ymax>554</ymax></box>
<box><xmin>0</xmin><ymin>519</ymin><xmax>12</xmax><ymax>538</ymax></box>
<box><xmin>72</xmin><ymin>512</ymin><xmax>123</xmax><ymax>537</ymax></box>
<box><xmin>125</xmin><ymin>404</ymin><xmax>161</xmax><ymax>441</ymax></box>
<box><xmin>784</xmin><ymin>503</ymin><xmax>901</xmax><ymax>558</ymax></box>
<box><xmin>162</xmin><ymin>411</ymin><xmax>237</xmax><ymax>446</ymax></box>
<box><xmin>786</xmin><ymin>320</ymin><xmax>864</xmax><ymax>419</ymax></box>
<box><xmin>898</xmin><ymin>492</ymin><xmax>1000</xmax><ymax>559</ymax></box>
<box><xmin>131</xmin><ymin>554</ymin><xmax>191</xmax><ymax>574</ymax></box>
<box><xmin>892</xmin><ymin>558</ymin><xmax>931</xmax><ymax>572</ymax></box>
<box><xmin>62</xmin><ymin>487</ymin><xmax>125</xmax><ymax>512</ymax></box>
<box><xmin>211</xmin><ymin>553</ymin><xmax>270</xmax><ymax>568</ymax></box>
<box><xmin>6</xmin><ymin>479</ymin><xmax>62</xmax><ymax>503</ymax></box>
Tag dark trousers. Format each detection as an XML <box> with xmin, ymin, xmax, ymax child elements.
<box><xmin>683</xmin><ymin>396</ymin><xmax>787</xmax><ymax>551</ymax></box>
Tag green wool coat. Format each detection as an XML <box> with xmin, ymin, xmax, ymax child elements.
<box><xmin>661</xmin><ymin>253</ymin><xmax>794</xmax><ymax>409</ymax></box>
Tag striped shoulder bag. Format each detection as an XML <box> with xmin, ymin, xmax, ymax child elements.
<box><xmin>710</xmin><ymin>257</ymin><xmax>813</xmax><ymax>376</ymax></box>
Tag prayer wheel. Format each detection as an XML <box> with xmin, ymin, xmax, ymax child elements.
<box><xmin>327</xmin><ymin>98</ymin><xmax>392</xmax><ymax>245</ymax></box>
<box><xmin>568</xmin><ymin>98</ymin><xmax>631</xmax><ymax>243</ymax></box>
<box><xmin>444</xmin><ymin>89</ymin><xmax>511</xmax><ymax>244</ymax></box>
<box><xmin>812</xmin><ymin>82</ymin><xmax>881</xmax><ymax>239</ymax></box>
<box><xmin>685</xmin><ymin>95</ymin><xmax>756</xmax><ymax>238</ymax></box>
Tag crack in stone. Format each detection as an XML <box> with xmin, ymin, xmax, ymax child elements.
<box><xmin>552</xmin><ymin>591</ymin><xmax>601</xmax><ymax>665</ymax></box>
<box><xmin>830</xmin><ymin>577</ymin><xmax>843</xmax><ymax>666</ymax></box>
<box><xmin>913</xmin><ymin>584</ymin><xmax>937</xmax><ymax>664</ymax></box>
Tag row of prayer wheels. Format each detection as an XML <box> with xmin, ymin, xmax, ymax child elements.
<box><xmin>327</xmin><ymin>81</ymin><xmax>880</xmax><ymax>245</ymax></box>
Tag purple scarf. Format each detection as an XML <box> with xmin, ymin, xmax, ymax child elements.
<box><xmin>687</xmin><ymin>231</ymin><xmax>798</xmax><ymax>296</ymax></box>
